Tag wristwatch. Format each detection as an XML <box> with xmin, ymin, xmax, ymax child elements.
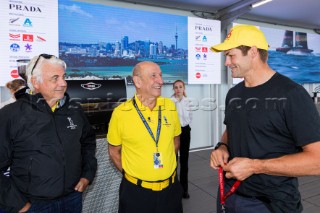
<box><xmin>214</xmin><ymin>142</ymin><xmax>229</xmax><ymax>150</ymax></box>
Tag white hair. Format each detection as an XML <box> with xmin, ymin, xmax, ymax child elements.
<box><xmin>26</xmin><ymin>55</ymin><xmax>67</xmax><ymax>91</ymax></box>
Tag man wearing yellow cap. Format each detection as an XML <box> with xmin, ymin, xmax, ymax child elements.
<box><xmin>210</xmin><ymin>25</ymin><xmax>320</xmax><ymax>213</ymax></box>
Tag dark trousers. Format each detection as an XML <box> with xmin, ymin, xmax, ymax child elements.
<box><xmin>119</xmin><ymin>176</ymin><xmax>183</xmax><ymax>213</ymax></box>
<box><xmin>179</xmin><ymin>125</ymin><xmax>191</xmax><ymax>193</ymax></box>
<box><xmin>26</xmin><ymin>191</ymin><xmax>82</xmax><ymax>213</ymax></box>
<box><xmin>216</xmin><ymin>184</ymin><xmax>271</xmax><ymax>213</ymax></box>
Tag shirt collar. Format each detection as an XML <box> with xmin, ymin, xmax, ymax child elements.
<box><xmin>133</xmin><ymin>94</ymin><xmax>165</xmax><ymax>111</ymax></box>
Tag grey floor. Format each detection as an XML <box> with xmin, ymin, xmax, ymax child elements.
<box><xmin>181</xmin><ymin>148</ymin><xmax>320</xmax><ymax>213</ymax></box>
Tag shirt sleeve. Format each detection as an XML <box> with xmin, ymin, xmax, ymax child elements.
<box><xmin>79</xmin><ymin>108</ymin><xmax>97</xmax><ymax>183</ymax></box>
<box><xmin>107</xmin><ymin>107</ymin><xmax>122</xmax><ymax>146</ymax></box>
<box><xmin>285</xmin><ymin>86</ymin><xmax>320</xmax><ymax>146</ymax></box>
<box><xmin>0</xmin><ymin>106</ymin><xmax>28</xmax><ymax>213</ymax></box>
<box><xmin>171</xmin><ymin>101</ymin><xmax>182</xmax><ymax>137</ymax></box>
<box><xmin>187</xmin><ymin>99</ymin><xmax>193</xmax><ymax>123</ymax></box>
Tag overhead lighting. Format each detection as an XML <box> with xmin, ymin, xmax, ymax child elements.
<box><xmin>251</xmin><ymin>0</ymin><xmax>273</xmax><ymax>8</ymax></box>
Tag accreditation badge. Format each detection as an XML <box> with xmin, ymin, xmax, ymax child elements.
<box><xmin>153</xmin><ymin>152</ymin><xmax>164</xmax><ymax>169</ymax></box>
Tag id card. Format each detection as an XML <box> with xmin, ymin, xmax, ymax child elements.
<box><xmin>153</xmin><ymin>152</ymin><xmax>164</xmax><ymax>169</ymax></box>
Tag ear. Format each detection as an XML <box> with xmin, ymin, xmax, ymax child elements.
<box><xmin>133</xmin><ymin>76</ymin><xmax>142</xmax><ymax>89</ymax></box>
<box><xmin>31</xmin><ymin>76</ymin><xmax>40</xmax><ymax>91</ymax></box>
<box><xmin>250</xmin><ymin>46</ymin><xmax>259</xmax><ymax>59</ymax></box>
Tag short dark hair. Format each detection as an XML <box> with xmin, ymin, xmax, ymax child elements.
<box><xmin>236</xmin><ymin>45</ymin><xmax>268</xmax><ymax>63</ymax></box>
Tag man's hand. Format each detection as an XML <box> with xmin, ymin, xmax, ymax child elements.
<box><xmin>223</xmin><ymin>157</ymin><xmax>256</xmax><ymax>181</ymax></box>
<box><xmin>74</xmin><ymin>178</ymin><xmax>90</xmax><ymax>192</ymax></box>
<box><xmin>210</xmin><ymin>145</ymin><xmax>229</xmax><ymax>170</ymax></box>
<box><xmin>18</xmin><ymin>202</ymin><xmax>31</xmax><ymax>213</ymax></box>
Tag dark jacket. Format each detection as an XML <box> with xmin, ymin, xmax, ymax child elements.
<box><xmin>0</xmin><ymin>93</ymin><xmax>97</xmax><ymax>213</ymax></box>
<box><xmin>13</xmin><ymin>86</ymin><xmax>29</xmax><ymax>100</ymax></box>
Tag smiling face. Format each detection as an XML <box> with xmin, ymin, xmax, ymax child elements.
<box><xmin>224</xmin><ymin>48</ymin><xmax>252</xmax><ymax>78</ymax></box>
<box><xmin>32</xmin><ymin>62</ymin><xmax>67</xmax><ymax>107</ymax></box>
<box><xmin>133</xmin><ymin>61</ymin><xmax>164</xmax><ymax>105</ymax></box>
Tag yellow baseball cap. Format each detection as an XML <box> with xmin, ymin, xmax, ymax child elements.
<box><xmin>210</xmin><ymin>25</ymin><xmax>269</xmax><ymax>52</ymax></box>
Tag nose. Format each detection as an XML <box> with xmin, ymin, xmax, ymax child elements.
<box><xmin>59</xmin><ymin>78</ymin><xmax>67</xmax><ymax>87</ymax></box>
<box><xmin>224</xmin><ymin>57</ymin><xmax>230</xmax><ymax>67</ymax></box>
<box><xmin>157</xmin><ymin>75</ymin><xmax>164</xmax><ymax>85</ymax></box>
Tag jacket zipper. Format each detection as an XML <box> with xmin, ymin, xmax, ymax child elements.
<box><xmin>52</xmin><ymin>111</ymin><xmax>66</xmax><ymax>194</ymax></box>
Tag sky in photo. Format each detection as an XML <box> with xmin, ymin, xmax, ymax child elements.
<box><xmin>58</xmin><ymin>0</ymin><xmax>188</xmax><ymax>49</ymax></box>
<box><xmin>261</xmin><ymin>27</ymin><xmax>320</xmax><ymax>53</ymax></box>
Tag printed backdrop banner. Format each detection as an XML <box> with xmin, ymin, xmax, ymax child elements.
<box><xmin>0</xmin><ymin>0</ymin><xmax>58</xmax><ymax>86</ymax></box>
<box><xmin>0</xmin><ymin>0</ymin><xmax>221</xmax><ymax>86</ymax></box>
<box><xmin>58</xmin><ymin>0</ymin><xmax>221</xmax><ymax>84</ymax></box>
<box><xmin>188</xmin><ymin>17</ymin><xmax>221</xmax><ymax>84</ymax></box>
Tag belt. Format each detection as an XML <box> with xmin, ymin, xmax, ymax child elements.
<box><xmin>124</xmin><ymin>171</ymin><xmax>176</xmax><ymax>191</ymax></box>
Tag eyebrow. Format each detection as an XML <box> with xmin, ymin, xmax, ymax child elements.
<box><xmin>224</xmin><ymin>50</ymin><xmax>231</xmax><ymax>56</ymax></box>
<box><xmin>151</xmin><ymin>72</ymin><xmax>161</xmax><ymax>76</ymax></box>
<box><xmin>51</xmin><ymin>74</ymin><xmax>65</xmax><ymax>79</ymax></box>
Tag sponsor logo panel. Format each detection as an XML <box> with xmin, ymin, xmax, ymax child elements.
<box><xmin>23</xmin><ymin>34</ymin><xmax>33</xmax><ymax>42</ymax></box>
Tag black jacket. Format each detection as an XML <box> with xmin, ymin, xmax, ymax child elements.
<box><xmin>0</xmin><ymin>93</ymin><xmax>97</xmax><ymax>213</ymax></box>
<box><xmin>13</xmin><ymin>86</ymin><xmax>29</xmax><ymax>100</ymax></box>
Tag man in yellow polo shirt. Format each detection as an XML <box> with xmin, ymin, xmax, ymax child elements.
<box><xmin>107</xmin><ymin>61</ymin><xmax>183</xmax><ymax>213</ymax></box>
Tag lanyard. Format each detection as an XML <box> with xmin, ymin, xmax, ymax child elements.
<box><xmin>219</xmin><ymin>167</ymin><xmax>241</xmax><ymax>210</ymax></box>
<box><xmin>132</xmin><ymin>97</ymin><xmax>162</xmax><ymax>150</ymax></box>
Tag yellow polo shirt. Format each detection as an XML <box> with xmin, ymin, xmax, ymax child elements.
<box><xmin>107</xmin><ymin>95</ymin><xmax>181</xmax><ymax>181</ymax></box>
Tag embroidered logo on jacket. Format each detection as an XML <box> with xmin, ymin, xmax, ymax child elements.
<box><xmin>67</xmin><ymin>117</ymin><xmax>77</xmax><ymax>130</ymax></box>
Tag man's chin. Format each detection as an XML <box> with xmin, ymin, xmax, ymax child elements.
<box><xmin>231</xmin><ymin>73</ymin><xmax>243</xmax><ymax>78</ymax></box>
<box><xmin>155</xmin><ymin>92</ymin><xmax>161</xmax><ymax>97</ymax></box>
<box><xmin>55</xmin><ymin>93</ymin><xmax>65</xmax><ymax>100</ymax></box>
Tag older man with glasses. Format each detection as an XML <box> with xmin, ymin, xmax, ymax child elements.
<box><xmin>0</xmin><ymin>54</ymin><xmax>97</xmax><ymax>213</ymax></box>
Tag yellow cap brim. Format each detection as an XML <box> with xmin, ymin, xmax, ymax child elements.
<box><xmin>210</xmin><ymin>41</ymin><xmax>240</xmax><ymax>52</ymax></box>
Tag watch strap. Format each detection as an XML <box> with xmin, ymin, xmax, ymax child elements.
<box><xmin>214</xmin><ymin>142</ymin><xmax>229</xmax><ymax>150</ymax></box>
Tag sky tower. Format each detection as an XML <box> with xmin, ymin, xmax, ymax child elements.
<box><xmin>175</xmin><ymin>26</ymin><xmax>178</xmax><ymax>50</ymax></box>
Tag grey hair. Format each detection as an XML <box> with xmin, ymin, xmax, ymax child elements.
<box><xmin>26</xmin><ymin>55</ymin><xmax>67</xmax><ymax>91</ymax></box>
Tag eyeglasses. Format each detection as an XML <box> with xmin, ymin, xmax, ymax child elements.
<box><xmin>31</xmin><ymin>54</ymin><xmax>55</xmax><ymax>75</ymax></box>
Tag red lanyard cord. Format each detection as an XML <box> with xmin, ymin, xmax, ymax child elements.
<box><xmin>219</xmin><ymin>167</ymin><xmax>241</xmax><ymax>205</ymax></box>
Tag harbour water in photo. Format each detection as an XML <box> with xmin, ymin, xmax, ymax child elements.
<box><xmin>269</xmin><ymin>51</ymin><xmax>320</xmax><ymax>84</ymax></box>
<box><xmin>65</xmin><ymin>59</ymin><xmax>188</xmax><ymax>84</ymax></box>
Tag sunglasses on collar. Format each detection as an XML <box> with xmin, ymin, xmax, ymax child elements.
<box><xmin>31</xmin><ymin>54</ymin><xmax>55</xmax><ymax>75</ymax></box>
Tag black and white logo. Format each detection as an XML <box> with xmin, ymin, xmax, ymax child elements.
<box><xmin>81</xmin><ymin>82</ymin><xmax>102</xmax><ymax>90</ymax></box>
<box><xmin>67</xmin><ymin>117</ymin><xmax>77</xmax><ymax>130</ymax></box>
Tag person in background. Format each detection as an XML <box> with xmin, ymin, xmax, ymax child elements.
<box><xmin>0</xmin><ymin>79</ymin><xmax>25</xmax><ymax>109</ymax></box>
<box><xmin>172</xmin><ymin>80</ymin><xmax>193</xmax><ymax>199</ymax></box>
<box><xmin>108</xmin><ymin>61</ymin><xmax>183</xmax><ymax>213</ymax></box>
<box><xmin>209</xmin><ymin>24</ymin><xmax>320</xmax><ymax>213</ymax></box>
<box><xmin>0</xmin><ymin>54</ymin><xmax>97</xmax><ymax>213</ymax></box>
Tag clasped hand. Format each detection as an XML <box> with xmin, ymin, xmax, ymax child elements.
<box><xmin>210</xmin><ymin>148</ymin><xmax>256</xmax><ymax>181</ymax></box>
